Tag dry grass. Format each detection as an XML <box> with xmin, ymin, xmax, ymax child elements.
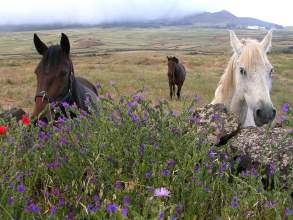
<box><xmin>0</xmin><ymin>27</ymin><xmax>292</xmax><ymax>113</ymax></box>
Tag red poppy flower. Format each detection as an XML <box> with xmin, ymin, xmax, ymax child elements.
<box><xmin>0</xmin><ymin>126</ymin><xmax>7</xmax><ymax>135</ymax></box>
<box><xmin>22</xmin><ymin>115</ymin><xmax>30</xmax><ymax>126</ymax></box>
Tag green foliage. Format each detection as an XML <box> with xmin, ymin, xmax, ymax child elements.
<box><xmin>0</xmin><ymin>90</ymin><xmax>292</xmax><ymax>220</ymax></box>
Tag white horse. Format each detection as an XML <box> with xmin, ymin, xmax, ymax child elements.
<box><xmin>211</xmin><ymin>30</ymin><xmax>276</xmax><ymax>127</ymax></box>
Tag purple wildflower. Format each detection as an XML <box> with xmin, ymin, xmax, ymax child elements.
<box><xmin>123</xmin><ymin>196</ymin><xmax>130</xmax><ymax>206</ymax></box>
<box><xmin>241</xmin><ymin>170</ymin><xmax>249</xmax><ymax>177</ymax></box>
<box><xmin>105</xmin><ymin>92</ymin><xmax>113</xmax><ymax>100</ymax></box>
<box><xmin>121</xmin><ymin>208</ymin><xmax>128</xmax><ymax>217</ymax></box>
<box><xmin>194</xmin><ymin>165</ymin><xmax>200</xmax><ymax>173</ymax></box>
<box><xmin>276</xmin><ymin>115</ymin><xmax>286</xmax><ymax>123</ymax></box>
<box><xmin>62</xmin><ymin>102</ymin><xmax>70</xmax><ymax>109</ymax></box>
<box><xmin>47</xmin><ymin>161</ymin><xmax>60</xmax><ymax>169</ymax></box>
<box><xmin>251</xmin><ymin>167</ymin><xmax>258</xmax><ymax>177</ymax></box>
<box><xmin>235</xmin><ymin>156</ymin><xmax>241</xmax><ymax>163</ymax></box>
<box><xmin>17</xmin><ymin>184</ymin><xmax>25</xmax><ymax>193</ymax></box>
<box><xmin>268</xmin><ymin>162</ymin><xmax>276</xmax><ymax>176</ymax></box>
<box><xmin>96</xmin><ymin>82</ymin><xmax>102</xmax><ymax>89</ymax></box>
<box><xmin>281</xmin><ymin>103</ymin><xmax>289</xmax><ymax>113</ymax></box>
<box><xmin>107</xmin><ymin>204</ymin><xmax>118</xmax><ymax>214</ymax></box>
<box><xmin>59</xmin><ymin>136</ymin><xmax>68</xmax><ymax>145</ymax></box>
<box><xmin>109</xmin><ymin>80</ymin><xmax>115</xmax><ymax>86</ymax></box>
<box><xmin>50</xmin><ymin>206</ymin><xmax>57</xmax><ymax>215</ymax></box>
<box><xmin>37</xmin><ymin>120</ymin><xmax>47</xmax><ymax>128</ymax></box>
<box><xmin>131</xmin><ymin>114</ymin><xmax>139</xmax><ymax>122</ymax></box>
<box><xmin>145</xmin><ymin>171</ymin><xmax>152</xmax><ymax>179</ymax></box>
<box><xmin>154</xmin><ymin>187</ymin><xmax>170</xmax><ymax>197</ymax></box>
<box><xmin>194</xmin><ymin>95</ymin><xmax>201</xmax><ymax>103</ymax></box>
<box><xmin>162</xmin><ymin>169</ymin><xmax>170</xmax><ymax>176</ymax></box>
<box><xmin>171</xmin><ymin>127</ymin><xmax>179</xmax><ymax>134</ymax></box>
<box><xmin>266</xmin><ymin>200</ymin><xmax>278</xmax><ymax>209</ymax></box>
<box><xmin>93</xmin><ymin>195</ymin><xmax>100</xmax><ymax>203</ymax></box>
<box><xmin>175</xmin><ymin>204</ymin><xmax>183</xmax><ymax>215</ymax></box>
<box><xmin>7</xmin><ymin>196</ymin><xmax>13</xmax><ymax>205</ymax></box>
<box><xmin>52</xmin><ymin>188</ymin><xmax>61</xmax><ymax>197</ymax></box>
<box><xmin>158</xmin><ymin>211</ymin><xmax>164</xmax><ymax>220</ymax></box>
<box><xmin>87</xmin><ymin>204</ymin><xmax>94</xmax><ymax>212</ymax></box>
<box><xmin>26</xmin><ymin>203</ymin><xmax>40</xmax><ymax>213</ymax></box>
<box><xmin>204</xmin><ymin>186</ymin><xmax>210</xmax><ymax>192</ymax></box>
<box><xmin>285</xmin><ymin>208</ymin><xmax>293</xmax><ymax>216</ymax></box>
<box><xmin>205</xmin><ymin>163</ymin><xmax>213</xmax><ymax>174</ymax></box>
<box><xmin>132</xmin><ymin>94</ymin><xmax>143</xmax><ymax>102</ymax></box>
<box><xmin>127</xmin><ymin>101</ymin><xmax>138</xmax><ymax>108</ymax></box>
<box><xmin>38</xmin><ymin>131</ymin><xmax>50</xmax><ymax>141</ymax></box>
<box><xmin>231</xmin><ymin>196</ymin><xmax>238</xmax><ymax>208</ymax></box>
<box><xmin>166</xmin><ymin>159</ymin><xmax>176</xmax><ymax>167</ymax></box>
<box><xmin>8</xmin><ymin>182</ymin><xmax>14</xmax><ymax>189</ymax></box>
<box><xmin>208</xmin><ymin>147</ymin><xmax>216</xmax><ymax>160</ymax></box>
<box><xmin>58</xmin><ymin>198</ymin><xmax>65</xmax><ymax>206</ymax></box>
<box><xmin>114</xmin><ymin>181</ymin><xmax>123</xmax><ymax>190</ymax></box>
<box><xmin>212</xmin><ymin>114</ymin><xmax>220</xmax><ymax>121</ymax></box>
<box><xmin>57</xmin><ymin>116</ymin><xmax>66</xmax><ymax>124</ymax></box>
<box><xmin>172</xmin><ymin>111</ymin><xmax>177</xmax><ymax>117</ymax></box>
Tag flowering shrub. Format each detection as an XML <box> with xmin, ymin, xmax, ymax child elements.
<box><xmin>0</xmin><ymin>87</ymin><xmax>292</xmax><ymax>219</ymax></box>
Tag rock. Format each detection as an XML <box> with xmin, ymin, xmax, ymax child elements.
<box><xmin>194</xmin><ymin>104</ymin><xmax>292</xmax><ymax>191</ymax></box>
<box><xmin>193</xmin><ymin>104</ymin><xmax>240</xmax><ymax>145</ymax></box>
<box><xmin>0</xmin><ymin>108</ymin><xmax>26</xmax><ymax>121</ymax></box>
<box><xmin>229</xmin><ymin>126</ymin><xmax>293</xmax><ymax>190</ymax></box>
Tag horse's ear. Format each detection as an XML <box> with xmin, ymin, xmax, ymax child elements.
<box><xmin>229</xmin><ymin>30</ymin><xmax>242</xmax><ymax>55</ymax></box>
<box><xmin>60</xmin><ymin>33</ymin><xmax>70</xmax><ymax>55</ymax></box>
<box><xmin>34</xmin><ymin>34</ymin><xmax>48</xmax><ymax>55</ymax></box>
<box><xmin>261</xmin><ymin>30</ymin><xmax>273</xmax><ymax>53</ymax></box>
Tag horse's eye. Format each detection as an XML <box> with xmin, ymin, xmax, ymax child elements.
<box><xmin>240</xmin><ymin>67</ymin><xmax>247</xmax><ymax>76</ymax></box>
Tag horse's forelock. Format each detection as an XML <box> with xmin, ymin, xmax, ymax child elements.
<box><xmin>238</xmin><ymin>40</ymin><xmax>266</xmax><ymax>73</ymax></box>
<box><xmin>40</xmin><ymin>45</ymin><xmax>65</xmax><ymax>73</ymax></box>
<box><xmin>216</xmin><ymin>40</ymin><xmax>268</xmax><ymax>103</ymax></box>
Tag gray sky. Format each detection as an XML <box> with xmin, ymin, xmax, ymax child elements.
<box><xmin>0</xmin><ymin>0</ymin><xmax>291</xmax><ymax>26</ymax></box>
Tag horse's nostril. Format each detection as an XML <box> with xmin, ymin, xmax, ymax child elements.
<box><xmin>272</xmin><ymin>109</ymin><xmax>276</xmax><ymax>119</ymax></box>
<box><xmin>256</xmin><ymin>109</ymin><xmax>261</xmax><ymax>118</ymax></box>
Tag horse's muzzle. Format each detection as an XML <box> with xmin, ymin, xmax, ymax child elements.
<box><xmin>254</xmin><ymin>104</ymin><xmax>276</xmax><ymax>126</ymax></box>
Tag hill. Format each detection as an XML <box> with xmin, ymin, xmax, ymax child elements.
<box><xmin>0</xmin><ymin>10</ymin><xmax>283</xmax><ymax>32</ymax></box>
<box><xmin>156</xmin><ymin>10</ymin><xmax>283</xmax><ymax>29</ymax></box>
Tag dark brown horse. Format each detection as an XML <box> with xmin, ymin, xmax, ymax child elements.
<box><xmin>167</xmin><ymin>56</ymin><xmax>186</xmax><ymax>99</ymax></box>
<box><xmin>32</xmin><ymin>33</ymin><xmax>97</xmax><ymax>118</ymax></box>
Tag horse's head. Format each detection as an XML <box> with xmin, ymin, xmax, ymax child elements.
<box><xmin>230</xmin><ymin>30</ymin><xmax>276</xmax><ymax>127</ymax></box>
<box><xmin>167</xmin><ymin>56</ymin><xmax>179</xmax><ymax>72</ymax></box>
<box><xmin>32</xmin><ymin>33</ymin><xmax>74</xmax><ymax>118</ymax></box>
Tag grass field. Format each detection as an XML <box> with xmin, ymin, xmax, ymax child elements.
<box><xmin>0</xmin><ymin>27</ymin><xmax>292</xmax><ymax>219</ymax></box>
<box><xmin>0</xmin><ymin>27</ymin><xmax>292</xmax><ymax>113</ymax></box>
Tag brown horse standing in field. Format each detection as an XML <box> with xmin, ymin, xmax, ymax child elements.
<box><xmin>32</xmin><ymin>33</ymin><xmax>98</xmax><ymax>119</ymax></box>
<box><xmin>167</xmin><ymin>56</ymin><xmax>186</xmax><ymax>99</ymax></box>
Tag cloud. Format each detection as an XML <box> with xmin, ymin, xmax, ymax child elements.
<box><xmin>0</xmin><ymin>0</ymin><xmax>223</xmax><ymax>25</ymax></box>
<box><xmin>0</xmin><ymin>0</ymin><xmax>291</xmax><ymax>26</ymax></box>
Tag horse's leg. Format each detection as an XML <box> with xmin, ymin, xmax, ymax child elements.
<box><xmin>177</xmin><ymin>84</ymin><xmax>182</xmax><ymax>100</ymax></box>
<box><xmin>172</xmin><ymin>84</ymin><xmax>176</xmax><ymax>99</ymax></box>
<box><xmin>169</xmin><ymin>81</ymin><xmax>173</xmax><ymax>99</ymax></box>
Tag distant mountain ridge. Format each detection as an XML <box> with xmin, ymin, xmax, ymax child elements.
<box><xmin>174</xmin><ymin>10</ymin><xmax>283</xmax><ymax>29</ymax></box>
<box><xmin>0</xmin><ymin>10</ymin><xmax>283</xmax><ymax>32</ymax></box>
